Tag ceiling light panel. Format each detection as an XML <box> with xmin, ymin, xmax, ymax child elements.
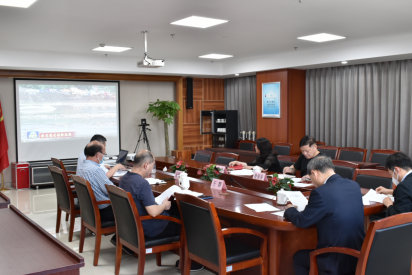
<box><xmin>93</xmin><ymin>46</ymin><xmax>131</xmax><ymax>52</ymax></box>
<box><xmin>298</xmin><ymin>33</ymin><xmax>346</xmax><ymax>43</ymax></box>
<box><xmin>0</xmin><ymin>0</ymin><xmax>37</xmax><ymax>8</ymax></box>
<box><xmin>198</xmin><ymin>54</ymin><xmax>233</xmax><ymax>59</ymax></box>
<box><xmin>171</xmin><ymin>16</ymin><xmax>228</xmax><ymax>28</ymax></box>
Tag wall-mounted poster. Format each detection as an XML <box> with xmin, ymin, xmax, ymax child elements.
<box><xmin>262</xmin><ymin>82</ymin><xmax>280</xmax><ymax>118</ymax></box>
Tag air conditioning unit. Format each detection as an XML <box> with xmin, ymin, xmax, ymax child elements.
<box><xmin>137</xmin><ymin>31</ymin><xmax>165</xmax><ymax>68</ymax></box>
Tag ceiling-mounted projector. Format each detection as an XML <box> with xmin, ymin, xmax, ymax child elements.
<box><xmin>137</xmin><ymin>31</ymin><xmax>165</xmax><ymax>68</ymax></box>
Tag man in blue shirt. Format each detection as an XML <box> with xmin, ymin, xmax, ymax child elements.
<box><xmin>284</xmin><ymin>156</ymin><xmax>365</xmax><ymax>275</ymax></box>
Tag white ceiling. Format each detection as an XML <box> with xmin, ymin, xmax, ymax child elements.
<box><xmin>1</xmin><ymin>0</ymin><xmax>412</xmax><ymax>77</ymax></box>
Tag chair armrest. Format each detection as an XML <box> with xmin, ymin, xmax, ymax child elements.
<box><xmin>309</xmin><ymin>247</ymin><xmax>360</xmax><ymax>275</ymax></box>
<box><xmin>66</xmin><ymin>171</ymin><xmax>76</xmax><ymax>174</ymax></box>
<box><xmin>140</xmin><ymin>215</ymin><xmax>182</xmax><ymax>225</ymax></box>
<box><xmin>222</xmin><ymin>227</ymin><xmax>268</xmax><ymax>242</ymax></box>
<box><xmin>97</xmin><ymin>200</ymin><xmax>111</xmax><ymax>205</ymax></box>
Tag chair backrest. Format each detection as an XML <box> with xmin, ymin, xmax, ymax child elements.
<box><xmin>318</xmin><ymin>146</ymin><xmax>340</xmax><ymax>160</ymax></box>
<box><xmin>278</xmin><ymin>156</ymin><xmax>298</xmax><ymax>172</ymax></box>
<box><xmin>175</xmin><ymin>193</ymin><xmax>223</xmax><ymax>268</ymax></box>
<box><xmin>273</xmin><ymin>142</ymin><xmax>293</xmax><ymax>156</ymax></box>
<box><xmin>337</xmin><ymin>147</ymin><xmax>367</xmax><ymax>162</ymax></box>
<box><xmin>214</xmin><ymin>153</ymin><xmax>239</xmax><ymax>165</ymax></box>
<box><xmin>48</xmin><ymin>166</ymin><xmax>72</xmax><ymax>211</ymax></box>
<box><xmin>193</xmin><ymin>150</ymin><xmax>214</xmax><ymax>163</ymax></box>
<box><xmin>71</xmin><ymin>175</ymin><xmax>99</xmax><ymax>228</ymax></box>
<box><xmin>357</xmin><ymin>213</ymin><xmax>412</xmax><ymax>275</ymax></box>
<box><xmin>51</xmin><ymin>157</ymin><xmax>68</xmax><ymax>175</ymax></box>
<box><xmin>106</xmin><ymin>185</ymin><xmax>140</xmax><ymax>249</ymax></box>
<box><xmin>353</xmin><ymin>169</ymin><xmax>392</xmax><ymax>190</ymax></box>
<box><xmin>238</xmin><ymin>140</ymin><xmax>256</xmax><ymax>151</ymax></box>
<box><xmin>332</xmin><ymin>160</ymin><xmax>360</xmax><ymax>180</ymax></box>
<box><xmin>369</xmin><ymin>149</ymin><xmax>401</xmax><ymax>166</ymax></box>
<box><xmin>316</xmin><ymin>141</ymin><xmax>326</xmax><ymax>146</ymax></box>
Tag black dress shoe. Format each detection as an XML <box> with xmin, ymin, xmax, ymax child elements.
<box><xmin>175</xmin><ymin>260</ymin><xmax>204</xmax><ymax>272</ymax></box>
<box><xmin>110</xmin><ymin>235</ymin><xmax>135</xmax><ymax>255</ymax></box>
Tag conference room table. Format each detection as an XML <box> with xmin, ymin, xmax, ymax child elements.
<box><xmin>111</xmin><ymin>170</ymin><xmax>384</xmax><ymax>275</ymax></box>
<box><xmin>0</xmin><ymin>205</ymin><xmax>84</xmax><ymax>274</ymax></box>
<box><xmin>0</xmin><ymin>192</ymin><xmax>10</xmax><ymax>209</ymax></box>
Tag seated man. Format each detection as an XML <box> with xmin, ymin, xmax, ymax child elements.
<box><xmin>76</xmin><ymin>134</ymin><xmax>125</xmax><ymax>178</ymax></box>
<box><xmin>284</xmin><ymin>156</ymin><xmax>365</xmax><ymax>275</ymax></box>
<box><xmin>376</xmin><ymin>152</ymin><xmax>412</xmax><ymax>215</ymax></box>
<box><xmin>119</xmin><ymin>150</ymin><xmax>203</xmax><ymax>272</ymax></box>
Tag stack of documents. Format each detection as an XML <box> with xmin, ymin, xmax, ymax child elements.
<box><xmin>244</xmin><ymin>203</ymin><xmax>280</xmax><ymax>212</ymax></box>
<box><xmin>282</xmin><ymin>191</ymin><xmax>308</xmax><ymax>211</ymax></box>
<box><xmin>362</xmin><ymin>189</ymin><xmax>394</xmax><ymax>205</ymax></box>
<box><xmin>277</xmin><ymin>174</ymin><xmax>296</xmax><ymax>179</ymax></box>
<box><xmin>293</xmin><ymin>182</ymin><xmax>313</xmax><ymax>187</ymax></box>
<box><xmin>229</xmin><ymin>169</ymin><xmax>254</xmax><ymax>176</ymax></box>
<box><xmin>146</xmin><ymin>178</ymin><xmax>166</xmax><ymax>185</ymax></box>
<box><xmin>113</xmin><ymin>170</ymin><xmax>128</xmax><ymax>177</ymax></box>
<box><xmin>272</xmin><ymin>211</ymin><xmax>285</xmax><ymax>217</ymax></box>
<box><xmin>154</xmin><ymin>186</ymin><xmax>203</xmax><ymax>205</ymax></box>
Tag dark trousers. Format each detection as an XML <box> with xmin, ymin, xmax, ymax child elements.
<box><xmin>152</xmin><ymin>203</ymin><xmax>181</xmax><ymax>239</ymax></box>
<box><xmin>99</xmin><ymin>205</ymin><xmax>115</xmax><ymax>223</ymax></box>
<box><xmin>294</xmin><ymin>249</ymin><xmax>314</xmax><ymax>275</ymax></box>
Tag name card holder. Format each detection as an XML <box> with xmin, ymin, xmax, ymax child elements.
<box><xmin>215</xmin><ymin>165</ymin><xmax>228</xmax><ymax>174</ymax></box>
<box><xmin>174</xmin><ymin>170</ymin><xmax>183</xmax><ymax>179</ymax></box>
<box><xmin>253</xmin><ymin>172</ymin><xmax>268</xmax><ymax>181</ymax></box>
<box><xmin>211</xmin><ymin>179</ymin><xmax>228</xmax><ymax>194</ymax></box>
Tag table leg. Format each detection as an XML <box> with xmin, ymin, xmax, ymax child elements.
<box><xmin>268</xmin><ymin>228</ymin><xmax>281</xmax><ymax>275</ymax></box>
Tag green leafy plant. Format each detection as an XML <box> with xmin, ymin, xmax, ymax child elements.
<box><xmin>147</xmin><ymin>99</ymin><xmax>181</xmax><ymax>156</ymax></box>
<box><xmin>169</xmin><ymin>160</ymin><xmax>189</xmax><ymax>173</ymax></box>
<box><xmin>267</xmin><ymin>173</ymin><xmax>294</xmax><ymax>195</ymax></box>
<box><xmin>197</xmin><ymin>164</ymin><xmax>222</xmax><ymax>182</ymax></box>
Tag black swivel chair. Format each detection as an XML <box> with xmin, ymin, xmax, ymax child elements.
<box><xmin>175</xmin><ymin>193</ymin><xmax>268</xmax><ymax>275</ymax></box>
<box><xmin>309</xmin><ymin>212</ymin><xmax>412</xmax><ymax>275</ymax></box>
<box><xmin>106</xmin><ymin>185</ymin><xmax>183</xmax><ymax>275</ymax></box>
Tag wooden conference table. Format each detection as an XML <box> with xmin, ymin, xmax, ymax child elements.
<box><xmin>112</xmin><ymin>169</ymin><xmax>384</xmax><ymax>275</ymax></box>
<box><xmin>0</xmin><ymin>205</ymin><xmax>84</xmax><ymax>274</ymax></box>
<box><xmin>0</xmin><ymin>192</ymin><xmax>10</xmax><ymax>209</ymax></box>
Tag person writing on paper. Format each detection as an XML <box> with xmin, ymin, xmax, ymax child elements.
<box><xmin>229</xmin><ymin>137</ymin><xmax>282</xmax><ymax>173</ymax></box>
<box><xmin>77</xmin><ymin>134</ymin><xmax>126</xmax><ymax>178</ymax></box>
<box><xmin>283</xmin><ymin>135</ymin><xmax>323</xmax><ymax>181</ymax></box>
<box><xmin>284</xmin><ymin>156</ymin><xmax>365</xmax><ymax>275</ymax></box>
<box><xmin>119</xmin><ymin>150</ymin><xmax>204</xmax><ymax>272</ymax></box>
<box><xmin>376</xmin><ymin>152</ymin><xmax>412</xmax><ymax>216</ymax></box>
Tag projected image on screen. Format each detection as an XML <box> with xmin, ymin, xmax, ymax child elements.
<box><xmin>15</xmin><ymin>79</ymin><xmax>120</xmax><ymax>162</ymax></box>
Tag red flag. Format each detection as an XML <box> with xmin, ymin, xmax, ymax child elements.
<box><xmin>0</xmin><ymin>101</ymin><xmax>9</xmax><ymax>173</ymax></box>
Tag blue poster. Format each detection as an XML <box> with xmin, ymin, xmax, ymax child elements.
<box><xmin>262</xmin><ymin>82</ymin><xmax>280</xmax><ymax>118</ymax></box>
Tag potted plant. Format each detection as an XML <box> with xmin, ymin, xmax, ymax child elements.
<box><xmin>169</xmin><ymin>160</ymin><xmax>189</xmax><ymax>173</ymax></box>
<box><xmin>197</xmin><ymin>164</ymin><xmax>222</xmax><ymax>182</ymax></box>
<box><xmin>267</xmin><ymin>173</ymin><xmax>294</xmax><ymax>195</ymax></box>
<box><xmin>147</xmin><ymin>99</ymin><xmax>181</xmax><ymax>157</ymax></box>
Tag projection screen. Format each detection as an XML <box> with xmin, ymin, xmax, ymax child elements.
<box><xmin>14</xmin><ymin>79</ymin><xmax>120</xmax><ymax>162</ymax></box>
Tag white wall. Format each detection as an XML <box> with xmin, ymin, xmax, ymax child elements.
<box><xmin>0</xmin><ymin>78</ymin><xmax>175</xmax><ymax>184</ymax></box>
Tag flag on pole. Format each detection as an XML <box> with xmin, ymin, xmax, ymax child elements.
<box><xmin>0</xmin><ymin>100</ymin><xmax>9</xmax><ymax>173</ymax></box>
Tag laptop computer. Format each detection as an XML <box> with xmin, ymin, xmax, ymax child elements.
<box><xmin>116</xmin><ymin>149</ymin><xmax>129</xmax><ymax>165</ymax></box>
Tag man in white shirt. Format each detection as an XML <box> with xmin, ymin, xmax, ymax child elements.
<box><xmin>76</xmin><ymin>134</ymin><xmax>125</xmax><ymax>178</ymax></box>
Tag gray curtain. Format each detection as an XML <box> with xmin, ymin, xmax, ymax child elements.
<box><xmin>225</xmin><ymin>76</ymin><xmax>257</xmax><ymax>133</ymax></box>
<box><xmin>306</xmin><ymin>59</ymin><xmax>412</xmax><ymax>158</ymax></box>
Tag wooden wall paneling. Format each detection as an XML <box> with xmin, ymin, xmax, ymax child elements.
<box><xmin>204</xmin><ymin>78</ymin><xmax>224</xmax><ymax>100</ymax></box>
<box><xmin>183</xmin><ymin>101</ymin><xmax>202</xmax><ymax>124</ymax></box>
<box><xmin>193</xmin><ymin>78</ymin><xmax>204</xmax><ymax>100</ymax></box>
<box><xmin>175</xmin><ymin>78</ymin><xmax>184</xmax><ymax>150</ymax></box>
<box><xmin>256</xmin><ymin>70</ymin><xmax>289</xmax><ymax>142</ymax></box>
<box><xmin>184</xmin><ymin>146</ymin><xmax>205</xmax><ymax>155</ymax></box>
<box><xmin>287</xmin><ymin>69</ymin><xmax>306</xmax><ymax>155</ymax></box>
<box><xmin>183</xmin><ymin>124</ymin><xmax>203</xmax><ymax>146</ymax></box>
<box><xmin>203</xmin><ymin>134</ymin><xmax>213</xmax><ymax>146</ymax></box>
<box><xmin>203</xmin><ymin>101</ymin><xmax>225</xmax><ymax>111</ymax></box>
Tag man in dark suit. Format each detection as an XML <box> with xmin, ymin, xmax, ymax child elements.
<box><xmin>376</xmin><ymin>152</ymin><xmax>412</xmax><ymax>216</ymax></box>
<box><xmin>284</xmin><ymin>156</ymin><xmax>365</xmax><ymax>275</ymax></box>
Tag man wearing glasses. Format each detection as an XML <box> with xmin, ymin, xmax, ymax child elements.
<box><xmin>284</xmin><ymin>156</ymin><xmax>365</xmax><ymax>275</ymax></box>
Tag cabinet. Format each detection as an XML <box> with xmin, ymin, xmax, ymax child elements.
<box><xmin>201</xmin><ymin>110</ymin><xmax>238</xmax><ymax>149</ymax></box>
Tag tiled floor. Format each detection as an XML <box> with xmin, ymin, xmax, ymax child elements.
<box><xmin>3</xmin><ymin>187</ymin><xmax>213</xmax><ymax>275</ymax></box>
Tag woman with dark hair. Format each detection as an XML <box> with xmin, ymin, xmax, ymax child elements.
<box><xmin>229</xmin><ymin>138</ymin><xmax>282</xmax><ymax>173</ymax></box>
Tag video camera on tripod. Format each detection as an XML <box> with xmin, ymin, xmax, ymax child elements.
<box><xmin>134</xmin><ymin>118</ymin><xmax>151</xmax><ymax>152</ymax></box>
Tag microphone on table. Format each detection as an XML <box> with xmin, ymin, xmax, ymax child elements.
<box><xmin>214</xmin><ymin>166</ymin><xmax>247</xmax><ymax>190</ymax></box>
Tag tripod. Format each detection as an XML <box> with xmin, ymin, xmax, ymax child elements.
<box><xmin>134</xmin><ymin>124</ymin><xmax>151</xmax><ymax>152</ymax></box>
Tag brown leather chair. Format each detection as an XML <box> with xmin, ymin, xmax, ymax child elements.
<box><xmin>193</xmin><ymin>150</ymin><xmax>214</xmax><ymax>163</ymax></box>
<box><xmin>72</xmin><ymin>175</ymin><xmax>116</xmax><ymax>266</ymax></box>
<box><xmin>369</xmin><ymin>149</ymin><xmax>401</xmax><ymax>167</ymax></box>
<box><xmin>332</xmin><ymin>160</ymin><xmax>360</xmax><ymax>180</ymax></box>
<box><xmin>213</xmin><ymin>152</ymin><xmax>240</xmax><ymax>165</ymax></box>
<box><xmin>175</xmin><ymin>193</ymin><xmax>268</xmax><ymax>275</ymax></box>
<box><xmin>273</xmin><ymin>142</ymin><xmax>293</xmax><ymax>156</ymax></box>
<box><xmin>51</xmin><ymin>157</ymin><xmax>76</xmax><ymax>178</ymax></box>
<box><xmin>309</xmin><ymin>212</ymin><xmax>412</xmax><ymax>275</ymax></box>
<box><xmin>316</xmin><ymin>141</ymin><xmax>326</xmax><ymax>146</ymax></box>
<box><xmin>106</xmin><ymin>185</ymin><xmax>183</xmax><ymax>275</ymax></box>
<box><xmin>238</xmin><ymin>140</ymin><xmax>256</xmax><ymax>151</ymax></box>
<box><xmin>318</xmin><ymin>146</ymin><xmax>340</xmax><ymax>160</ymax></box>
<box><xmin>337</xmin><ymin>147</ymin><xmax>367</xmax><ymax>162</ymax></box>
<box><xmin>49</xmin><ymin>166</ymin><xmax>80</xmax><ymax>242</ymax></box>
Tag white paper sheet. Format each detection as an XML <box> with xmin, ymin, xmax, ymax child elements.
<box><xmin>362</xmin><ymin>189</ymin><xmax>394</xmax><ymax>204</ymax></box>
<box><xmin>293</xmin><ymin>182</ymin><xmax>313</xmax><ymax>187</ymax></box>
<box><xmin>113</xmin><ymin>170</ymin><xmax>127</xmax><ymax>177</ymax></box>
<box><xmin>277</xmin><ymin>174</ymin><xmax>296</xmax><ymax>179</ymax></box>
<box><xmin>229</xmin><ymin>169</ymin><xmax>254</xmax><ymax>176</ymax></box>
<box><xmin>154</xmin><ymin>185</ymin><xmax>203</xmax><ymax>205</ymax></box>
<box><xmin>272</xmin><ymin>211</ymin><xmax>285</xmax><ymax>217</ymax></box>
<box><xmin>362</xmin><ymin>197</ymin><xmax>370</xmax><ymax>205</ymax></box>
<box><xmin>244</xmin><ymin>203</ymin><xmax>280</xmax><ymax>212</ymax></box>
<box><xmin>282</xmin><ymin>191</ymin><xmax>308</xmax><ymax>211</ymax></box>
<box><xmin>145</xmin><ymin>178</ymin><xmax>166</xmax><ymax>185</ymax></box>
